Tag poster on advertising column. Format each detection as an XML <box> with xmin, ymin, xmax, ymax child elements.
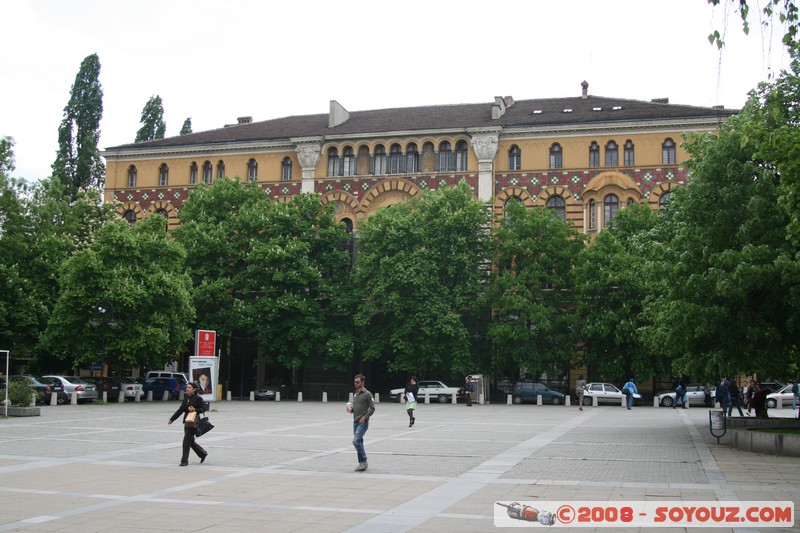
<box><xmin>189</xmin><ymin>356</ymin><xmax>218</xmax><ymax>402</ymax></box>
<box><xmin>195</xmin><ymin>329</ymin><xmax>216</xmax><ymax>357</ymax></box>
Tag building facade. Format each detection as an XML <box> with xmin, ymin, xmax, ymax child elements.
<box><xmin>103</xmin><ymin>83</ymin><xmax>736</xmax><ymax>233</ymax></box>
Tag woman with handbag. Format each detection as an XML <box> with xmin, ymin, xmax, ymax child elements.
<box><xmin>168</xmin><ymin>381</ymin><xmax>208</xmax><ymax>466</ymax></box>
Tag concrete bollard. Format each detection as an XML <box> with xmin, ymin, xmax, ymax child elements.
<box><xmin>374</xmin><ymin>393</ymin><xmax>378</xmax><ymax>403</ymax></box>
<box><xmin>226</xmin><ymin>391</ymin><xmax>231</xmax><ymax>401</ymax></box>
<box><xmin>479</xmin><ymin>393</ymin><xmax>485</xmax><ymax>405</ymax></box>
<box><xmin>297</xmin><ymin>392</ymin><xmax>303</xmax><ymax>402</ymax></box>
<box><xmin>101</xmin><ymin>391</ymin><xmax>107</xmax><ymax>403</ymax></box>
<box><xmin>146</xmin><ymin>390</ymin><xmax>153</xmax><ymax>402</ymax></box>
<box><xmin>275</xmin><ymin>391</ymin><xmax>280</xmax><ymax>402</ymax></box>
<box><xmin>424</xmin><ymin>390</ymin><xmax>430</xmax><ymax>404</ymax></box>
<box><xmin>452</xmin><ymin>392</ymin><xmax>457</xmax><ymax>404</ymax></box>
<box><xmin>537</xmin><ymin>394</ymin><xmax>543</xmax><ymax>406</ymax></box>
<box><xmin>565</xmin><ymin>396</ymin><xmax>571</xmax><ymax>407</ymax></box>
<box><xmin>593</xmin><ymin>395</ymin><xmax>598</xmax><ymax>407</ymax></box>
<box><xmin>322</xmin><ymin>391</ymin><xmax>328</xmax><ymax>403</ymax></box>
<box><xmin>507</xmin><ymin>394</ymin><xmax>512</xmax><ymax>405</ymax></box>
<box><xmin>620</xmin><ymin>396</ymin><xmax>626</xmax><ymax>408</ymax></box>
<box><xmin>71</xmin><ymin>392</ymin><xmax>78</xmax><ymax>405</ymax></box>
<box><xmin>30</xmin><ymin>392</ymin><xmax>36</xmax><ymax>407</ymax></box>
<box><xmin>118</xmin><ymin>391</ymin><xmax>125</xmax><ymax>402</ymax></box>
<box><xmin>162</xmin><ymin>390</ymin><xmax>169</xmax><ymax>401</ymax></box>
<box><xmin>179</xmin><ymin>391</ymin><xmax>185</xmax><ymax>401</ymax></box>
<box><xmin>653</xmin><ymin>397</ymin><xmax>659</xmax><ymax>407</ymax></box>
<box><xmin>249</xmin><ymin>391</ymin><xmax>255</xmax><ymax>401</ymax></box>
<box><xmin>135</xmin><ymin>390</ymin><xmax>141</xmax><ymax>402</ymax></box>
<box><xmin>50</xmin><ymin>392</ymin><xmax>57</xmax><ymax>406</ymax></box>
<box><xmin>777</xmin><ymin>397</ymin><xmax>783</xmax><ymax>409</ymax></box>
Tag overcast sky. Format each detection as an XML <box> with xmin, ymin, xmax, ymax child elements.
<box><xmin>1</xmin><ymin>0</ymin><xmax>791</xmax><ymax>182</ymax></box>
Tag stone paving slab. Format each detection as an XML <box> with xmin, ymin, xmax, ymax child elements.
<box><xmin>1</xmin><ymin>400</ymin><xmax>798</xmax><ymax>532</ymax></box>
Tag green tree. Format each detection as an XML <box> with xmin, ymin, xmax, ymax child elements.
<box><xmin>642</xmin><ymin>94</ymin><xmax>799</xmax><ymax>379</ymax></box>
<box><xmin>41</xmin><ymin>216</ymin><xmax>195</xmax><ymax>372</ymax></box>
<box><xmin>708</xmin><ymin>0</ymin><xmax>798</xmax><ymax>48</ymax></box>
<box><xmin>574</xmin><ymin>203</ymin><xmax>666</xmax><ymax>382</ymax></box>
<box><xmin>354</xmin><ymin>183</ymin><xmax>490</xmax><ymax>375</ymax></box>
<box><xmin>0</xmin><ymin>136</ymin><xmax>14</xmax><ymax>174</ymax></box>
<box><xmin>51</xmin><ymin>54</ymin><xmax>104</xmax><ymax>200</ymax></box>
<box><xmin>174</xmin><ymin>178</ymin><xmax>351</xmax><ymax>370</ymax></box>
<box><xmin>487</xmin><ymin>201</ymin><xmax>585</xmax><ymax>381</ymax></box>
<box><xmin>135</xmin><ymin>95</ymin><xmax>167</xmax><ymax>142</ymax></box>
<box><xmin>179</xmin><ymin>117</ymin><xmax>193</xmax><ymax>135</ymax></box>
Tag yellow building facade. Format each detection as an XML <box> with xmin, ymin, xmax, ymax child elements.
<box><xmin>103</xmin><ymin>84</ymin><xmax>736</xmax><ymax>232</ymax></box>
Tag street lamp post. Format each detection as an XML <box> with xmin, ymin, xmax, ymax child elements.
<box><xmin>89</xmin><ymin>301</ymin><xmax>117</xmax><ymax>401</ymax></box>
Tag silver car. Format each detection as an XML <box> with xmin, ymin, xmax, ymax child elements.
<box><xmin>582</xmin><ymin>382</ymin><xmax>642</xmax><ymax>406</ymax></box>
<box><xmin>44</xmin><ymin>375</ymin><xmax>99</xmax><ymax>404</ymax></box>
<box><xmin>656</xmin><ymin>384</ymin><xmax>715</xmax><ymax>407</ymax></box>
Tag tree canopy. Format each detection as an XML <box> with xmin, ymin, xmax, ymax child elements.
<box><xmin>135</xmin><ymin>95</ymin><xmax>167</xmax><ymax>142</ymax></box>
<box><xmin>179</xmin><ymin>117</ymin><xmax>193</xmax><ymax>135</ymax></box>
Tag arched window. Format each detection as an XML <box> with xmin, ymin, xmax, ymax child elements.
<box><xmin>342</xmin><ymin>146</ymin><xmax>356</xmax><ymax>176</ymax></box>
<box><xmin>216</xmin><ymin>160</ymin><xmax>225</xmax><ymax>179</ymax></box>
<box><xmin>455</xmin><ymin>140</ymin><xmax>468</xmax><ymax>171</ymax></box>
<box><xmin>122</xmin><ymin>210</ymin><xmax>137</xmax><ymax>224</ymax></box>
<box><xmin>589</xmin><ymin>142</ymin><xmax>600</xmax><ymax>167</ymax></box>
<box><xmin>626</xmin><ymin>198</ymin><xmax>635</xmax><ymax>207</ymax></box>
<box><xmin>372</xmin><ymin>145</ymin><xmax>387</xmax><ymax>175</ymax></box>
<box><xmin>604</xmin><ymin>194</ymin><xmax>619</xmax><ymax>227</ymax></box>
<box><xmin>437</xmin><ymin>141</ymin><xmax>452</xmax><ymax>172</ymax></box>
<box><xmin>327</xmin><ymin>147</ymin><xmax>341</xmax><ymax>176</ymax></box>
<box><xmin>605</xmin><ymin>141</ymin><xmax>618</xmax><ymax>166</ymax></box>
<box><xmin>546</xmin><ymin>195</ymin><xmax>566</xmax><ymax>222</ymax></box>
<box><xmin>281</xmin><ymin>157</ymin><xmax>292</xmax><ymax>180</ymax></box>
<box><xmin>156</xmin><ymin>208</ymin><xmax>169</xmax><ymax>219</ymax></box>
<box><xmin>189</xmin><ymin>162</ymin><xmax>198</xmax><ymax>185</ymax></box>
<box><xmin>549</xmin><ymin>143</ymin><xmax>563</xmax><ymax>169</ymax></box>
<box><xmin>127</xmin><ymin>165</ymin><xmax>137</xmax><ymax>188</ymax></box>
<box><xmin>247</xmin><ymin>158</ymin><xmax>258</xmax><ymax>182</ymax></box>
<box><xmin>662</xmin><ymin>138</ymin><xmax>676</xmax><ymax>164</ymax></box>
<box><xmin>659</xmin><ymin>192</ymin><xmax>671</xmax><ymax>207</ymax></box>
<box><xmin>589</xmin><ymin>199</ymin><xmax>597</xmax><ymax>230</ymax></box>
<box><xmin>509</xmin><ymin>145</ymin><xmax>521</xmax><ymax>171</ymax></box>
<box><xmin>158</xmin><ymin>163</ymin><xmax>169</xmax><ymax>186</ymax></box>
<box><xmin>623</xmin><ymin>140</ymin><xmax>635</xmax><ymax>166</ymax></box>
<box><xmin>405</xmin><ymin>143</ymin><xmax>419</xmax><ymax>173</ymax></box>
<box><xmin>341</xmin><ymin>217</ymin><xmax>355</xmax><ymax>267</ymax></box>
<box><xmin>389</xmin><ymin>144</ymin><xmax>403</xmax><ymax>174</ymax></box>
<box><xmin>202</xmin><ymin>161</ymin><xmax>212</xmax><ymax>184</ymax></box>
<box><xmin>504</xmin><ymin>196</ymin><xmax>523</xmax><ymax>221</ymax></box>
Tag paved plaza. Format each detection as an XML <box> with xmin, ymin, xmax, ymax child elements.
<box><xmin>0</xmin><ymin>398</ymin><xmax>798</xmax><ymax>532</ymax></box>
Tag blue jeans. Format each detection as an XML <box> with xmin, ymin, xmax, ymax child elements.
<box><xmin>352</xmin><ymin>420</ymin><xmax>369</xmax><ymax>463</ymax></box>
<box><xmin>626</xmin><ymin>394</ymin><xmax>633</xmax><ymax>409</ymax></box>
<box><xmin>727</xmin><ymin>396</ymin><xmax>744</xmax><ymax>417</ymax></box>
<box><xmin>793</xmin><ymin>394</ymin><xmax>798</xmax><ymax>410</ymax></box>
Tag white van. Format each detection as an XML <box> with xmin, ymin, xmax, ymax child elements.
<box><xmin>144</xmin><ymin>371</ymin><xmax>189</xmax><ymax>384</ymax></box>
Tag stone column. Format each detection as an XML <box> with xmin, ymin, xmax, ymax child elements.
<box><xmin>469</xmin><ymin>129</ymin><xmax>501</xmax><ymax>202</ymax></box>
<box><xmin>294</xmin><ymin>137</ymin><xmax>323</xmax><ymax>194</ymax></box>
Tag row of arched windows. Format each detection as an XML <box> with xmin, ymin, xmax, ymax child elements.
<box><xmin>508</xmin><ymin>138</ymin><xmax>677</xmax><ymax>171</ymax></box>
<box><xmin>326</xmin><ymin>140</ymin><xmax>469</xmax><ymax>177</ymax></box>
<box><xmin>126</xmin><ymin>158</ymin><xmax>294</xmax><ymax>188</ymax></box>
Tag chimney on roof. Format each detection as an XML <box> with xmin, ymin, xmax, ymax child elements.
<box><xmin>650</xmin><ymin>98</ymin><xmax>669</xmax><ymax>104</ymax></box>
<box><xmin>329</xmin><ymin>100</ymin><xmax>350</xmax><ymax>128</ymax></box>
<box><xmin>237</xmin><ymin>116</ymin><xmax>253</xmax><ymax>125</ymax></box>
<box><xmin>492</xmin><ymin>96</ymin><xmax>506</xmax><ymax>119</ymax></box>
<box><xmin>581</xmin><ymin>80</ymin><xmax>589</xmax><ymax>99</ymax></box>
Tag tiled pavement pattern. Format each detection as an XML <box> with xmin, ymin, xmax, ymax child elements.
<box><xmin>0</xmin><ymin>400</ymin><xmax>798</xmax><ymax>532</ymax></box>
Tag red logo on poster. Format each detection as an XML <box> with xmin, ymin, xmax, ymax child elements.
<box><xmin>196</xmin><ymin>330</ymin><xmax>216</xmax><ymax>357</ymax></box>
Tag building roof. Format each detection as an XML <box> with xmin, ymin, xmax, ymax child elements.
<box><xmin>106</xmin><ymin>94</ymin><xmax>737</xmax><ymax>152</ymax></box>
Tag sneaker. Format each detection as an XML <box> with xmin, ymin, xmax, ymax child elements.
<box><xmin>355</xmin><ymin>462</ymin><xmax>368</xmax><ymax>472</ymax></box>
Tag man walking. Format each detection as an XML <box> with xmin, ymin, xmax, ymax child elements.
<box><xmin>464</xmin><ymin>375</ymin><xmax>474</xmax><ymax>406</ymax></box>
<box><xmin>347</xmin><ymin>374</ymin><xmax>375</xmax><ymax>472</ymax></box>
<box><xmin>622</xmin><ymin>379</ymin><xmax>637</xmax><ymax>410</ymax></box>
<box><xmin>791</xmin><ymin>379</ymin><xmax>799</xmax><ymax>411</ymax></box>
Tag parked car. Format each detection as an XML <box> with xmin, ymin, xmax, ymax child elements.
<box><xmin>44</xmin><ymin>375</ymin><xmax>99</xmax><ymax>403</ymax></box>
<box><xmin>144</xmin><ymin>371</ymin><xmax>189</xmax><ymax>385</ymax></box>
<box><xmin>390</xmin><ymin>380</ymin><xmax>461</xmax><ymax>403</ymax></box>
<box><xmin>512</xmin><ymin>381</ymin><xmax>565</xmax><ymax>405</ymax></box>
<box><xmin>254</xmin><ymin>382</ymin><xmax>295</xmax><ymax>401</ymax></box>
<box><xmin>766</xmin><ymin>385</ymin><xmax>796</xmax><ymax>408</ymax></box>
<box><xmin>83</xmin><ymin>377</ymin><xmax>121</xmax><ymax>401</ymax></box>
<box><xmin>2</xmin><ymin>375</ymin><xmax>66</xmax><ymax>405</ymax></box>
<box><xmin>656</xmin><ymin>384</ymin><xmax>715</xmax><ymax>407</ymax></box>
<box><xmin>141</xmin><ymin>377</ymin><xmax>185</xmax><ymax>400</ymax></box>
<box><xmin>757</xmin><ymin>381</ymin><xmax>786</xmax><ymax>393</ymax></box>
<box><xmin>581</xmin><ymin>382</ymin><xmax>642</xmax><ymax>406</ymax></box>
<box><xmin>119</xmin><ymin>377</ymin><xmax>143</xmax><ymax>400</ymax></box>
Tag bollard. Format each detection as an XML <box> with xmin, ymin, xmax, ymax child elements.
<box><xmin>777</xmin><ymin>397</ymin><xmax>783</xmax><ymax>409</ymax></box>
<box><xmin>374</xmin><ymin>393</ymin><xmax>379</xmax><ymax>403</ymax></box>
<box><xmin>507</xmin><ymin>394</ymin><xmax>512</xmax><ymax>405</ymax></box>
<box><xmin>593</xmin><ymin>395</ymin><xmax>598</xmax><ymax>407</ymax></box>
<box><xmin>537</xmin><ymin>394</ymin><xmax>543</xmax><ymax>406</ymax></box>
<box><xmin>135</xmin><ymin>390</ymin><xmax>141</xmax><ymax>402</ymax></box>
<box><xmin>30</xmin><ymin>392</ymin><xmax>36</xmax><ymax>407</ymax></box>
<box><xmin>118</xmin><ymin>391</ymin><xmax>124</xmax><ymax>403</ymax></box>
<box><xmin>322</xmin><ymin>391</ymin><xmax>328</xmax><ymax>403</ymax></box>
<box><xmin>297</xmin><ymin>391</ymin><xmax>303</xmax><ymax>402</ymax></box>
<box><xmin>50</xmin><ymin>392</ymin><xmax>57</xmax><ymax>406</ymax></box>
<box><xmin>620</xmin><ymin>396</ymin><xmax>626</xmax><ymax>408</ymax></box>
<box><xmin>479</xmin><ymin>393</ymin><xmax>485</xmax><ymax>405</ymax></box>
<box><xmin>226</xmin><ymin>391</ymin><xmax>231</xmax><ymax>401</ymax></box>
<box><xmin>71</xmin><ymin>392</ymin><xmax>78</xmax><ymax>405</ymax></box>
<box><xmin>146</xmin><ymin>390</ymin><xmax>153</xmax><ymax>402</ymax></box>
<box><xmin>425</xmin><ymin>390</ymin><xmax>430</xmax><ymax>404</ymax></box>
<box><xmin>101</xmin><ymin>391</ymin><xmax>107</xmax><ymax>403</ymax></box>
<box><xmin>565</xmin><ymin>396</ymin><xmax>571</xmax><ymax>407</ymax></box>
<box><xmin>452</xmin><ymin>392</ymin><xmax>457</xmax><ymax>404</ymax></box>
<box><xmin>249</xmin><ymin>391</ymin><xmax>255</xmax><ymax>401</ymax></box>
<box><xmin>179</xmin><ymin>391</ymin><xmax>185</xmax><ymax>401</ymax></box>
<box><xmin>162</xmin><ymin>390</ymin><xmax>169</xmax><ymax>402</ymax></box>
<box><xmin>275</xmin><ymin>391</ymin><xmax>280</xmax><ymax>402</ymax></box>
<box><xmin>653</xmin><ymin>397</ymin><xmax>659</xmax><ymax>407</ymax></box>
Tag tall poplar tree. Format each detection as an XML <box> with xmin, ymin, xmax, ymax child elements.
<box><xmin>52</xmin><ymin>54</ymin><xmax>104</xmax><ymax>200</ymax></box>
<box><xmin>135</xmin><ymin>95</ymin><xmax>167</xmax><ymax>142</ymax></box>
<box><xmin>179</xmin><ymin>117</ymin><xmax>193</xmax><ymax>135</ymax></box>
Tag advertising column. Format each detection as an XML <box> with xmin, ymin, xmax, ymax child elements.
<box><xmin>190</xmin><ymin>330</ymin><xmax>219</xmax><ymax>402</ymax></box>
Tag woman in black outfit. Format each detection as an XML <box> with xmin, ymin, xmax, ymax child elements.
<box><xmin>404</xmin><ymin>377</ymin><xmax>419</xmax><ymax>427</ymax></box>
<box><xmin>168</xmin><ymin>382</ymin><xmax>207</xmax><ymax>466</ymax></box>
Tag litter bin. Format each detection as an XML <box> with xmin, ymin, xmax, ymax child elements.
<box><xmin>709</xmin><ymin>408</ymin><xmax>727</xmax><ymax>444</ymax></box>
